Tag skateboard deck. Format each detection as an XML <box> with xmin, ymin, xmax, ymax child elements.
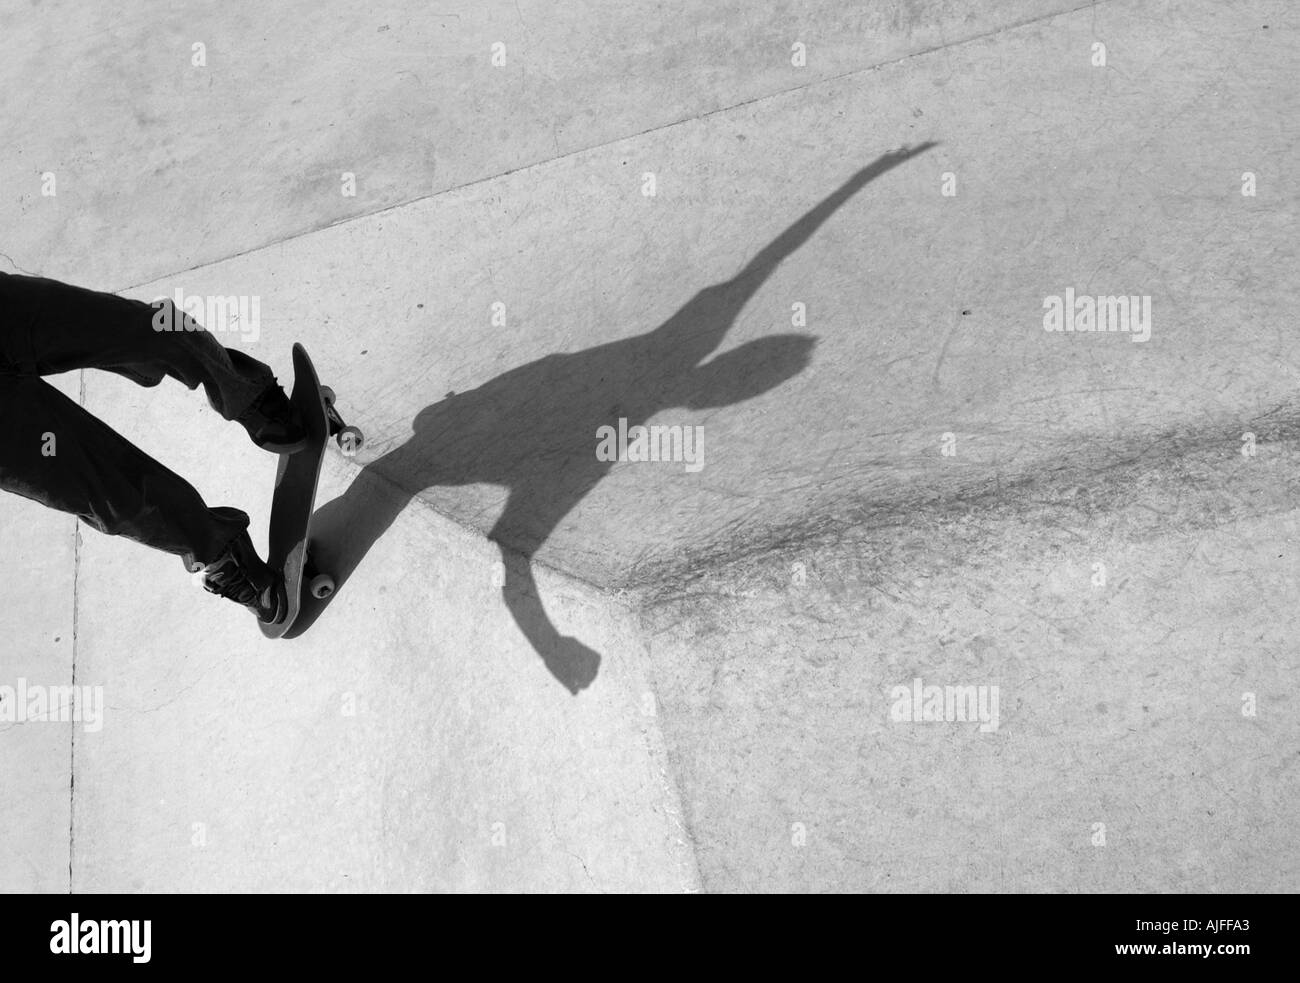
<box><xmin>259</xmin><ymin>343</ymin><xmax>362</xmax><ymax>639</ymax></box>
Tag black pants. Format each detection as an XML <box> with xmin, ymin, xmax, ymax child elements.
<box><xmin>0</xmin><ymin>273</ymin><xmax>273</xmax><ymax>565</ymax></box>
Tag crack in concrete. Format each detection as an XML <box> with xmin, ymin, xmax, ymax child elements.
<box><xmin>68</xmin><ymin>373</ymin><xmax>84</xmax><ymax>892</ymax></box>
<box><xmin>0</xmin><ymin>250</ymin><xmax>37</xmax><ymax>276</ymax></box>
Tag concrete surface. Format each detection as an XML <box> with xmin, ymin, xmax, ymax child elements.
<box><xmin>2</xmin><ymin>0</ymin><xmax>1297</xmax><ymax>891</ymax></box>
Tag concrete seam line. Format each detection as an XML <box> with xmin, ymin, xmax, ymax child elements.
<box><xmin>67</xmin><ymin>368</ymin><xmax>86</xmax><ymax>892</ymax></box>
<box><xmin>110</xmin><ymin>0</ymin><xmax>1112</xmax><ymax>296</ymax></box>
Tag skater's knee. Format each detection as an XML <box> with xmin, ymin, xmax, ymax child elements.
<box><xmin>147</xmin><ymin>298</ymin><xmax>203</xmax><ymax>334</ymax></box>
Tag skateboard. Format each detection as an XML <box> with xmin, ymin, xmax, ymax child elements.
<box><xmin>259</xmin><ymin>343</ymin><xmax>363</xmax><ymax>639</ymax></box>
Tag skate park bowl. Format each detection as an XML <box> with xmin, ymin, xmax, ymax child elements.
<box><xmin>1</xmin><ymin>0</ymin><xmax>1297</xmax><ymax>892</ymax></box>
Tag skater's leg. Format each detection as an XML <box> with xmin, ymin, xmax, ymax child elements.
<box><xmin>0</xmin><ymin>373</ymin><xmax>246</xmax><ymax>562</ymax></box>
<box><xmin>0</xmin><ymin>272</ymin><xmax>303</xmax><ymax>450</ymax></box>
<box><xmin>0</xmin><ymin>373</ymin><xmax>283</xmax><ymax>619</ymax></box>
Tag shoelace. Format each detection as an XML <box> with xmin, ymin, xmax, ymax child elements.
<box><xmin>202</xmin><ymin>558</ymin><xmax>261</xmax><ymax>606</ymax></box>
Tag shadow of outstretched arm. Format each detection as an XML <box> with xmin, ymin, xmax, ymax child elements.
<box><xmin>646</xmin><ymin>143</ymin><xmax>937</xmax><ymax>367</ymax></box>
<box><xmin>716</xmin><ymin>143</ymin><xmax>936</xmax><ymax>310</ymax></box>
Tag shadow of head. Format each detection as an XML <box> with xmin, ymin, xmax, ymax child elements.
<box><xmin>672</xmin><ymin>334</ymin><xmax>817</xmax><ymax>409</ymax></box>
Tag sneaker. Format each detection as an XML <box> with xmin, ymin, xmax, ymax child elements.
<box><xmin>185</xmin><ymin>531</ymin><xmax>285</xmax><ymax>623</ymax></box>
<box><xmin>238</xmin><ymin>382</ymin><xmax>307</xmax><ymax>453</ymax></box>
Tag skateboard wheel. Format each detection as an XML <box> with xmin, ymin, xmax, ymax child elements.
<box><xmin>309</xmin><ymin>572</ymin><xmax>336</xmax><ymax>599</ymax></box>
<box><xmin>337</xmin><ymin>425</ymin><xmax>364</xmax><ymax>454</ymax></box>
<box><xmin>320</xmin><ymin>385</ymin><xmax>336</xmax><ymax>406</ymax></box>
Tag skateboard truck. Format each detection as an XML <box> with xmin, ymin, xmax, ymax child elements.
<box><xmin>320</xmin><ymin>385</ymin><xmax>364</xmax><ymax>456</ymax></box>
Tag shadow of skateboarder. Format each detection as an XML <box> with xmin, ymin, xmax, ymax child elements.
<box><xmin>298</xmin><ymin>144</ymin><xmax>936</xmax><ymax>692</ymax></box>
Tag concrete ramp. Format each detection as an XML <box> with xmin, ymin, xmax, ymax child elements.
<box><xmin>65</xmin><ymin>414</ymin><xmax>696</xmax><ymax>890</ymax></box>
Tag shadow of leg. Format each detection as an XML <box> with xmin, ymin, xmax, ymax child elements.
<box><xmin>496</xmin><ymin>544</ymin><xmax>601</xmax><ymax>694</ymax></box>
